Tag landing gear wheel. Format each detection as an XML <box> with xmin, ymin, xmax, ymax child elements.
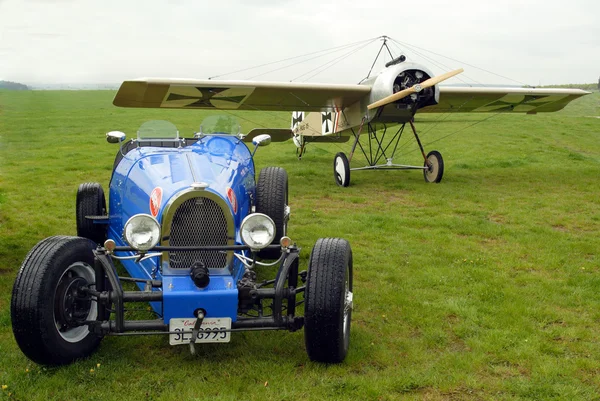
<box><xmin>423</xmin><ymin>150</ymin><xmax>444</xmax><ymax>183</ymax></box>
<box><xmin>76</xmin><ymin>183</ymin><xmax>107</xmax><ymax>244</ymax></box>
<box><xmin>11</xmin><ymin>236</ymin><xmax>103</xmax><ymax>365</ymax></box>
<box><xmin>256</xmin><ymin>167</ymin><xmax>289</xmax><ymax>259</ymax></box>
<box><xmin>304</xmin><ymin>238</ymin><xmax>353</xmax><ymax>363</ymax></box>
<box><xmin>293</xmin><ymin>134</ymin><xmax>306</xmax><ymax>160</ymax></box>
<box><xmin>334</xmin><ymin>152</ymin><xmax>350</xmax><ymax>187</ymax></box>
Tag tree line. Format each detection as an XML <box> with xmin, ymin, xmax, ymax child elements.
<box><xmin>0</xmin><ymin>80</ymin><xmax>29</xmax><ymax>90</ymax></box>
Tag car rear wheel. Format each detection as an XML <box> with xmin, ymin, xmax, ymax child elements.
<box><xmin>76</xmin><ymin>182</ymin><xmax>107</xmax><ymax>244</ymax></box>
<box><xmin>11</xmin><ymin>236</ymin><xmax>103</xmax><ymax>365</ymax></box>
<box><xmin>255</xmin><ymin>167</ymin><xmax>289</xmax><ymax>259</ymax></box>
<box><xmin>304</xmin><ymin>238</ymin><xmax>353</xmax><ymax>363</ymax></box>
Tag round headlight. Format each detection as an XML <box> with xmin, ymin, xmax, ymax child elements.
<box><xmin>240</xmin><ymin>213</ymin><xmax>275</xmax><ymax>250</ymax></box>
<box><xmin>123</xmin><ymin>214</ymin><xmax>161</xmax><ymax>251</ymax></box>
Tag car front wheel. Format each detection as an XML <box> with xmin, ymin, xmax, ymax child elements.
<box><xmin>11</xmin><ymin>236</ymin><xmax>103</xmax><ymax>365</ymax></box>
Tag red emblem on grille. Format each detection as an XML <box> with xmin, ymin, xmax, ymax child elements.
<box><xmin>150</xmin><ymin>187</ymin><xmax>163</xmax><ymax>217</ymax></box>
<box><xmin>226</xmin><ymin>187</ymin><xmax>238</xmax><ymax>214</ymax></box>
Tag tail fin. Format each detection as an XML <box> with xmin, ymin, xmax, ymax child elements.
<box><xmin>291</xmin><ymin>111</ymin><xmax>340</xmax><ymax>136</ymax></box>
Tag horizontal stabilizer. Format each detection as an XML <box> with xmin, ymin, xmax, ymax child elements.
<box><xmin>306</xmin><ymin>135</ymin><xmax>351</xmax><ymax>143</ymax></box>
<box><xmin>243</xmin><ymin>128</ymin><xmax>293</xmax><ymax>143</ymax></box>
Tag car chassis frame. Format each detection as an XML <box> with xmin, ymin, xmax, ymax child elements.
<box><xmin>87</xmin><ymin>242</ymin><xmax>305</xmax><ymax>350</ymax></box>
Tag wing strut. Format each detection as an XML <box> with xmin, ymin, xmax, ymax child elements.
<box><xmin>348</xmin><ymin>118</ymin><xmax>367</xmax><ymax>163</ymax></box>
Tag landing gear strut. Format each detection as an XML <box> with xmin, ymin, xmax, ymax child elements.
<box><xmin>333</xmin><ymin>118</ymin><xmax>443</xmax><ymax>186</ymax></box>
<box><xmin>293</xmin><ymin>134</ymin><xmax>306</xmax><ymax>160</ymax></box>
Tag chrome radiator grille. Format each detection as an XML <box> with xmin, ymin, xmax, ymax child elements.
<box><xmin>167</xmin><ymin>196</ymin><xmax>230</xmax><ymax>269</ymax></box>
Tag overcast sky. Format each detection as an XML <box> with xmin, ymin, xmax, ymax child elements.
<box><xmin>1</xmin><ymin>0</ymin><xmax>598</xmax><ymax>86</ymax></box>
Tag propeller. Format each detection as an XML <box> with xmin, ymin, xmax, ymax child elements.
<box><xmin>367</xmin><ymin>68</ymin><xmax>464</xmax><ymax>110</ymax></box>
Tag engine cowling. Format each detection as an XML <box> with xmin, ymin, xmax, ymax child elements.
<box><xmin>364</xmin><ymin>62</ymin><xmax>440</xmax><ymax>123</ymax></box>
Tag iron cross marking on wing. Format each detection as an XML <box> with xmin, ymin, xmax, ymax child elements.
<box><xmin>166</xmin><ymin>88</ymin><xmax>227</xmax><ymax>107</ymax></box>
<box><xmin>191</xmin><ymin>88</ymin><xmax>228</xmax><ymax>107</ymax></box>
<box><xmin>165</xmin><ymin>88</ymin><xmax>247</xmax><ymax>108</ymax></box>
<box><xmin>486</xmin><ymin>95</ymin><xmax>554</xmax><ymax>111</ymax></box>
<box><xmin>322</xmin><ymin>112</ymin><xmax>332</xmax><ymax>133</ymax></box>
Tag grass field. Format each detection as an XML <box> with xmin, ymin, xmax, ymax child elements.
<box><xmin>0</xmin><ymin>89</ymin><xmax>599</xmax><ymax>400</ymax></box>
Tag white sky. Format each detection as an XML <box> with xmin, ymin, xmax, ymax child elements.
<box><xmin>1</xmin><ymin>0</ymin><xmax>599</xmax><ymax>86</ymax></box>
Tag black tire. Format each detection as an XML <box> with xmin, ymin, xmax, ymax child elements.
<box><xmin>11</xmin><ymin>236</ymin><xmax>103</xmax><ymax>365</ymax></box>
<box><xmin>304</xmin><ymin>238</ymin><xmax>353</xmax><ymax>363</ymax></box>
<box><xmin>333</xmin><ymin>152</ymin><xmax>350</xmax><ymax>187</ymax></box>
<box><xmin>255</xmin><ymin>167</ymin><xmax>289</xmax><ymax>259</ymax></box>
<box><xmin>423</xmin><ymin>150</ymin><xmax>444</xmax><ymax>183</ymax></box>
<box><xmin>76</xmin><ymin>183</ymin><xmax>107</xmax><ymax>244</ymax></box>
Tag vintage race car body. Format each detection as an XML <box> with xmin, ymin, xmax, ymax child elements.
<box><xmin>11</xmin><ymin>116</ymin><xmax>353</xmax><ymax>366</ymax></box>
<box><xmin>108</xmin><ymin>124</ymin><xmax>256</xmax><ymax>322</ymax></box>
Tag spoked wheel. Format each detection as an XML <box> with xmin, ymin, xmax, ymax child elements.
<box><xmin>76</xmin><ymin>182</ymin><xmax>107</xmax><ymax>244</ymax></box>
<box><xmin>256</xmin><ymin>167</ymin><xmax>289</xmax><ymax>259</ymax></box>
<box><xmin>304</xmin><ymin>238</ymin><xmax>353</xmax><ymax>363</ymax></box>
<box><xmin>334</xmin><ymin>152</ymin><xmax>350</xmax><ymax>187</ymax></box>
<box><xmin>423</xmin><ymin>150</ymin><xmax>444</xmax><ymax>183</ymax></box>
<box><xmin>11</xmin><ymin>236</ymin><xmax>103</xmax><ymax>365</ymax></box>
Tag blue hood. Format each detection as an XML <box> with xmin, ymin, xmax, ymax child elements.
<box><xmin>107</xmin><ymin>135</ymin><xmax>255</xmax><ymax>242</ymax></box>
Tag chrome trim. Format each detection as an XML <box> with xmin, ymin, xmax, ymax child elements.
<box><xmin>160</xmin><ymin>188</ymin><xmax>234</xmax><ymax>272</ymax></box>
<box><xmin>106</xmin><ymin>131</ymin><xmax>126</xmax><ymax>143</ymax></box>
<box><xmin>186</xmin><ymin>153</ymin><xmax>200</xmax><ymax>183</ymax></box>
<box><xmin>252</xmin><ymin>134</ymin><xmax>271</xmax><ymax>147</ymax></box>
<box><xmin>240</xmin><ymin>213</ymin><xmax>275</xmax><ymax>250</ymax></box>
<box><xmin>123</xmin><ymin>214</ymin><xmax>161</xmax><ymax>251</ymax></box>
<box><xmin>190</xmin><ymin>182</ymin><xmax>209</xmax><ymax>190</ymax></box>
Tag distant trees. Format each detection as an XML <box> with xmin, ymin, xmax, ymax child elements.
<box><xmin>0</xmin><ymin>80</ymin><xmax>29</xmax><ymax>90</ymax></box>
<box><xmin>543</xmin><ymin>83</ymin><xmax>597</xmax><ymax>91</ymax></box>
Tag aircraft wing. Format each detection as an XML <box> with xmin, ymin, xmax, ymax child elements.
<box><xmin>114</xmin><ymin>78</ymin><xmax>371</xmax><ymax>112</ymax></box>
<box><xmin>421</xmin><ymin>87</ymin><xmax>589</xmax><ymax>114</ymax></box>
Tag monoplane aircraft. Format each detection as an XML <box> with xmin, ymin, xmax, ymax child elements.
<box><xmin>113</xmin><ymin>42</ymin><xmax>589</xmax><ymax>187</ymax></box>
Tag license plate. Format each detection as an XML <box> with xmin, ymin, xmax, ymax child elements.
<box><xmin>169</xmin><ymin>317</ymin><xmax>231</xmax><ymax>345</ymax></box>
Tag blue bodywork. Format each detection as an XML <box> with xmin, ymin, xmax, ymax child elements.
<box><xmin>107</xmin><ymin>133</ymin><xmax>256</xmax><ymax>322</ymax></box>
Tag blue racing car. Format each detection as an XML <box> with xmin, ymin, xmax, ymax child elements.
<box><xmin>11</xmin><ymin>116</ymin><xmax>353</xmax><ymax>365</ymax></box>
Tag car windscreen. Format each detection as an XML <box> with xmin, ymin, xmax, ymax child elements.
<box><xmin>198</xmin><ymin>115</ymin><xmax>240</xmax><ymax>136</ymax></box>
<box><xmin>137</xmin><ymin>120</ymin><xmax>179</xmax><ymax>140</ymax></box>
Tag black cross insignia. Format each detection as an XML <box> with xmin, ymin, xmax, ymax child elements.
<box><xmin>485</xmin><ymin>95</ymin><xmax>554</xmax><ymax>111</ymax></box>
<box><xmin>292</xmin><ymin>112</ymin><xmax>304</xmax><ymax>127</ymax></box>
<box><xmin>166</xmin><ymin>88</ymin><xmax>247</xmax><ymax>108</ymax></box>
<box><xmin>322</xmin><ymin>112</ymin><xmax>332</xmax><ymax>133</ymax></box>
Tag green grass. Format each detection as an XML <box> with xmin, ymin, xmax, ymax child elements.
<box><xmin>1</xmin><ymin>89</ymin><xmax>599</xmax><ymax>400</ymax></box>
